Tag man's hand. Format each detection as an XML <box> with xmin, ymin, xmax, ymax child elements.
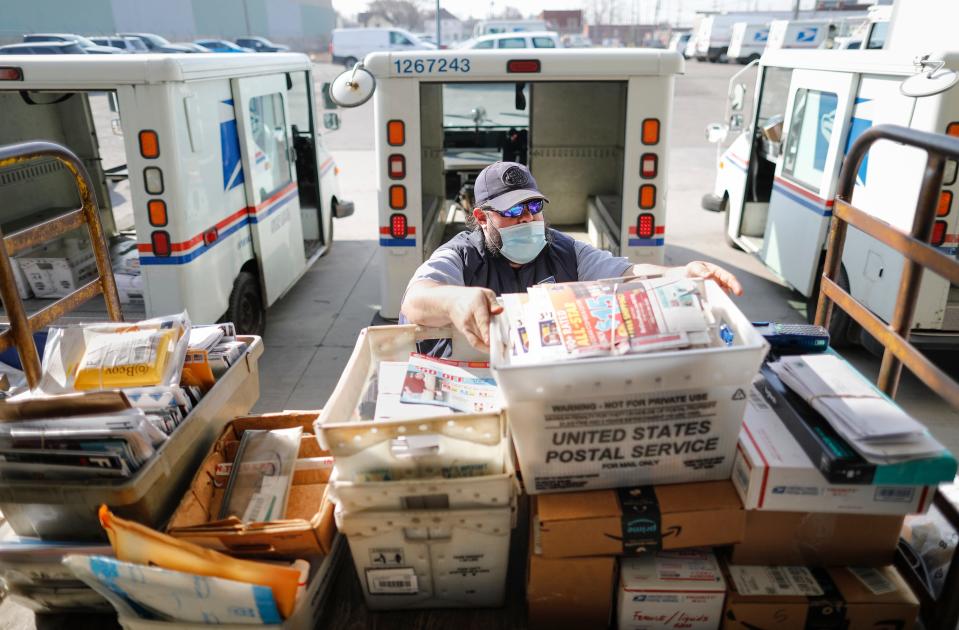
<box><xmin>447</xmin><ymin>287</ymin><xmax>503</xmax><ymax>351</ymax></box>
<box><xmin>684</xmin><ymin>261</ymin><xmax>743</xmax><ymax>296</ymax></box>
<box><xmin>401</xmin><ymin>281</ymin><xmax>504</xmax><ymax>352</ymax></box>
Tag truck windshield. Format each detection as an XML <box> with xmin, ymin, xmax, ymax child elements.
<box><xmin>442</xmin><ymin>83</ymin><xmax>529</xmax><ymax>131</ymax></box>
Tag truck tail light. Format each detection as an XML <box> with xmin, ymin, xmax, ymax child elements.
<box><xmin>390</xmin><ymin>213</ymin><xmax>408</xmax><ymax>238</ymax></box>
<box><xmin>387</xmin><ymin>120</ymin><xmax>405</xmax><ymax>146</ymax></box>
<box><xmin>389</xmin><ymin>185</ymin><xmax>406</xmax><ymax>209</ymax></box>
<box><xmin>938</xmin><ymin>191</ymin><xmax>952</xmax><ymax>217</ymax></box>
<box><xmin>639</xmin><ymin>185</ymin><xmax>656</xmax><ymax>209</ymax></box>
<box><xmin>139</xmin><ymin>130</ymin><xmax>160</xmax><ymax>158</ymax></box>
<box><xmin>388</xmin><ymin>154</ymin><xmax>406</xmax><ymax>179</ymax></box>
<box><xmin>143</xmin><ymin>167</ymin><xmax>164</xmax><ymax>194</ymax></box>
<box><xmin>640</xmin><ymin>153</ymin><xmax>658</xmax><ymax>179</ymax></box>
<box><xmin>642</xmin><ymin>118</ymin><xmax>660</xmax><ymax>145</ymax></box>
<box><xmin>151</xmin><ymin>230</ymin><xmax>171</xmax><ymax>256</ymax></box>
<box><xmin>931</xmin><ymin>220</ymin><xmax>947</xmax><ymax>246</ymax></box>
<box><xmin>147</xmin><ymin>200</ymin><xmax>168</xmax><ymax>226</ymax></box>
<box><xmin>637</xmin><ymin>213</ymin><xmax>655</xmax><ymax>239</ymax></box>
<box><xmin>507</xmin><ymin>59</ymin><xmax>541</xmax><ymax>73</ymax></box>
<box><xmin>0</xmin><ymin>67</ymin><xmax>23</xmax><ymax>81</ymax></box>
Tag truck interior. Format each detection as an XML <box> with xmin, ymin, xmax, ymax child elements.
<box><xmin>286</xmin><ymin>70</ymin><xmax>329</xmax><ymax>260</ymax></box>
<box><xmin>418</xmin><ymin>80</ymin><xmax>628</xmax><ymax>257</ymax></box>
<box><xmin>0</xmin><ymin>88</ymin><xmax>142</xmax><ymax>320</ymax></box>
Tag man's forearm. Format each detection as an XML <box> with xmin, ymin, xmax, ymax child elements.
<box><xmin>401</xmin><ymin>281</ymin><xmax>459</xmax><ymax>327</ymax></box>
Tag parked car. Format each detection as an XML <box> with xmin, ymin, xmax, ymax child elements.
<box><xmin>331</xmin><ymin>27</ymin><xmax>435</xmax><ymax>67</ymax></box>
<box><xmin>458</xmin><ymin>31</ymin><xmax>561</xmax><ymax>49</ymax></box>
<box><xmin>23</xmin><ymin>33</ymin><xmax>122</xmax><ymax>54</ymax></box>
<box><xmin>195</xmin><ymin>39</ymin><xmax>252</xmax><ymax>53</ymax></box>
<box><xmin>0</xmin><ymin>41</ymin><xmax>87</xmax><ymax>54</ymax></box>
<box><xmin>174</xmin><ymin>42</ymin><xmax>212</xmax><ymax>53</ymax></box>
<box><xmin>118</xmin><ymin>32</ymin><xmax>193</xmax><ymax>53</ymax></box>
<box><xmin>562</xmin><ymin>34</ymin><xmax>592</xmax><ymax>48</ymax></box>
<box><xmin>235</xmin><ymin>36</ymin><xmax>289</xmax><ymax>52</ymax></box>
<box><xmin>90</xmin><ymin>36</ymin><xmax>149</xmax><ymax>53</ymax></box>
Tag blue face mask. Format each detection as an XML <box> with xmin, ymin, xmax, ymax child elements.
<box><xmin>496</xmin><ymin>221</ymin><xmax>546</xmax><ymax>264</ymax></box>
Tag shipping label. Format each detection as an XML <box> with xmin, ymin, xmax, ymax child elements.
<box><xmin>849</xmin><ymin>567</ymin><xmax>897</xmax><ymax>595</ymax></box>
<box><xmin>366</xmin><ymin>567</ymin><xmax>418</xmax><ymax>595</ymax></box>
<box><xmin>730</xmin><ymin>566</ymin><xmax>825</xmax><ymax>597</ymax></box>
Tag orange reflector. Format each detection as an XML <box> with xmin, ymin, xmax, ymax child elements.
<box><xmin>139</xmin><ymin>130</ymin><xmax>159</xmax><ymax>158</ymax></box>
<box><xmin>388</xmin><ymin>154</ymin><xmax>406</xmax><ymax>179</ymax></box>
<box><xmin>637</xmin><ymin>213</ymin><xmax>655</xmax><ymax>239</ymax></box>
<box><xmin>390</xmin><ymin>213</ymin><xmax>408</xmax><ymax>238</ymax></box>
<box><xmin>640</xmin><ymin>153</ymin><xmax>658</xmax><ymax>179</ymax></box>
<box><xmin>151</xmin><ymin>231</ymin><xmax>171</xmax><ymax>257</ymax></box>
<box><xmin>389</xmin><ymin>185</ymin><xmax>407</xmax><ymax>209</ymax></box>
<box><xmin>0</xmin><ymin>67</ymin><xmax>23</xmax><ymax>81</ymax></box>
<box><xmin>387</xmin><ymin>120</ymin><xmax>405</xmax><ymax>146</ymax></box>
<box><xmin>947</xmin><ymin>122</ymin><xmax>959</xmax><ymax>137</ymax></box>
<box><xmin>931</xmin><ymin>220</ymin><xmax>947</xmax><ymax>246</ymax></box>
<box><xmin>639</xmin><ymin>184</ymin><xmax>656</xmax><ymax>209</ymax></box>
<box><xmin>642</xmin><ymin>118</ymin><xmax>660</xmax><ymax>145</ymax></box>
<box><xmin>147</xmin><ymin>199</ymin><xmax>168</xmax><ymax>227</ymax></box>
<box><xmin>507</xmin><ymin>59</ymin><xmax>541</xmax><ymax>73</ymax></box>
<box><xmin>938</xmin><ymin>191</ymin><xmax>953</xmax><ymax>217</ymax></box>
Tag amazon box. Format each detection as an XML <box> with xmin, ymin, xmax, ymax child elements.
<box><xmin>618</xmin><ymin>549</ymin><xmax>727</xmax><ymax>630</ymax></box>
<box><xmin>723</xmin><ymin>564</ymin><xmax>919</xmax><ymax>630</ymax></box>
<box><xmin>527</xmin><ymin>552</ymin><xmax>616</xmax><ymax>629</ymax></box>
<box><xmin>731</xmin><ymin>510</ymin><xmax>904</xmax><ymax>566</ymax></box>
<box><xmin>534</xmin><ymin>480</ymin><xmax>744</xmax><ymax>558</ymax></box>
<box><xmin>167</xmin><ymin>411</ymin><xmax>336</xmax><ymax>558</ymax></box>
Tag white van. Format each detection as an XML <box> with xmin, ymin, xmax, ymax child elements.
<box><xmin>704</xmin><ymin>49</ymin><xmax>959</xmax><ymax>346</ymax></box>
<box><xmin>726</xmin><ymin>22</ymin><xmax>770</xmax><ymax>64</ymax></box>
<box><xmin>764</xmin><ymin>19</ymin><xmax>832</xmax><ymax>52</ymax></box>
<box><xmin>459</xmin><ymin>32</ymin><xmax>561</xmax><ymax>50</ymax></box>
<box><xmin>472</xmin><ymin>20</ymin><xmax>547</xmax><ymax>37</ymax></box>
<box><xmin>0</xmin><ymin>53</ymin><xmax>352</xmax><ymax>334</ymax></box>
<box><xmin>331</xmin><ymin>28</ymin><xmax>435</xmax><ymax>68</ymax></box>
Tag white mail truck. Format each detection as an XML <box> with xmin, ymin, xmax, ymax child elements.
<box><xmin>330</xmin><ymin>49</ymin><xmax>682</xmax><ymax>319</ymax></box>
<box><xmin>703</xmin><ymin>49</ymin><xmax>959</xmax><ymax>347</ymax></box>
<box><xmin>0</xmin><ymin>53</ymin><xmax>352</xmax><ymax>334</ymax></box>
<box><xmin>726</xmin><ymin>22</ymin><xmax>771</xmax><ymax>65</ymax></box>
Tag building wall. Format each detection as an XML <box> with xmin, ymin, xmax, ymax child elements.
<box><xmin>0</xmin><ymin>0</ymin><xmax>334</xmax><ymax>50</ymax></box>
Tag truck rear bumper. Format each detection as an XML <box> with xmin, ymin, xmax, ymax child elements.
<box><xmin>701</xmin><ymin>193</ymin><xmax>723</xmax><ymax>212</ymax></box>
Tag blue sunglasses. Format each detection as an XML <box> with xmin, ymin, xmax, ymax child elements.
<box><xmin>493</xmin><ymin>199</ymin><xmax>546</xmax><ymax>218</ymax></box>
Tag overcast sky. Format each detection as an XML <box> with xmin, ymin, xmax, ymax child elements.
<box><xmin>330</xmin><ymin>0</ymin><xmax>862</xmax><ymax>27</ymax></box>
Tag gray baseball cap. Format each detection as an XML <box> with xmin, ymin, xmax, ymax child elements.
<box><xmin>474</xmin><ymin>161</ymin><xmax>549</xmax><ymax>212</ymax></box>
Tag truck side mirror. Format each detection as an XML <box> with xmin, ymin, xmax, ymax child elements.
<box><xmin>323</xmin><ymin>112</ymin><xmax>341</xmax><ymax>131</ymax></box>
<box><xmin>730</xmin><ymin>83</ymin><xmax>747</xmax><ymax>112</ymax></box>
<box><xmin>705</xmin><ymin>123</ymin><xmax>728</xmax><ymax>144</ymax></box>
<box><xmin>321</xmin><ymin>82</ymin><xmax>338</xmax><ymax>110</ymax></box>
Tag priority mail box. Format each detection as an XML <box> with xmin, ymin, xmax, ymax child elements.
<box><xmin>731</xmin><ymin>510</ymin><xmax>904</xmax><ymax>567</ymax></box>
<box><xmin>534</xmin><ymin>480</ymin><xmax>744</xmax><ymax>558</ymax></box>
<box><xmin>735</xmin><ymin>386</ymin><xmax>935</xmax><ymax>515</ymax></box>
<box><xmin>723</xmin><ymin>563</ymin><xmax>919</xmax><ymax>630</ymax></box>
<box><xmin>618</xmin><ymin>549</ymin><xmax>726</xmax><ymax>630</ymax></box>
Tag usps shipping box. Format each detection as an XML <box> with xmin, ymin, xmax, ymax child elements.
<box><xmin>734</xmin><ymin>384</ymin><xmax>934</xmax><ymax>515</ymax></box>
<box><xmin>617</xmin><ymin>549</ymin><xmax>726</xmax><ymax>630</ymax></box>
<box><xmin>17</xmin><ymin>233</ymin><xmax>97</xmax><ymax>298</ymax></box>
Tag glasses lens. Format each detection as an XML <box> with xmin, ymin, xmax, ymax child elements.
<box><xmin>502</xmin><ymin>204</ymin><xmax>524</xmax><ymax>218</ymax></box>
<box><xmin>528</xmin><ymin>199</ymin><xmax>545</xmax><ymax>214</ymax></box>
<box><xmin>501</xmin><ymin>199</ymin><xmax>545</xmax><ymax>217</ymax></box>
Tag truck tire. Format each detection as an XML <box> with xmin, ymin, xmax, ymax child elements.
<box><xmin>228</xmin><ymin>270</ymin><xmax>266</xmax><ymax>337</ymax></box>
<box><xmin>343</xmin><ymin>56</ymin><xmax>357</xmax><ymax>69</ymax></box>
<box><xmin>807</xmin><ymin>261</ymin><xmax>851</xmax><ymax>347</ymax></box>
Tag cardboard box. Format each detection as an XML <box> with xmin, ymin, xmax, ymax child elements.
<box><xmin>527</xmin><ymin>553</ymin><xmax>616</xmax><ymax>629</ymax></box>
<box><xmin>618</xmin><ymin>549</ymin><xmax>727</xmax><ymax>630</ymax></box>
<box><xmin>17</xmin><ymin>233</ymin><xmax>97</xmax><ymax>298</ymax></box>
<box><xmin>735</xmin><ymin>385</ymin><xmax>934</xmax><ymax>515</ymax></box>
<box><xmin>166</xmin><ymin>411</ymin><xmax>336</xmax><ymax>558</ymax></box>
<box><xmin>731</xmin><ymin>510</ymin><xmax>904</xmax><ymax>566</ymax></box>
<box><xmin>534</xmin><ymin>480</ymin><xmax>744</xmax><ymax>558</ymax></box>
<box><xmin>723</xmin><ymin>564</ymin><xmax>919</xmax><ymax>630</ymax></box>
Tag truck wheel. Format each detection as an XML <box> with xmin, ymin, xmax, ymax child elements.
<box><xmin>807</xmin><ymin>262</ymin><xmax>851</xmax><ymax>347</ymax></box>
<box><xmin>343</xmin><ymin>56</ymin><xmax>357</xmax><ymax>68</ymax></box>
<box><xmin>228</xmin><ymin>271</ymin><xmax>266</xmax><ymax>336</ymax></box>
<box><xmin>722</xmin><ymin>197</ymin><xmax>743</xmax><ymax>251</ymax></box>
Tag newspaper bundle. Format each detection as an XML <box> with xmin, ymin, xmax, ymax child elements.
<box><xmin>504</xmin><ymin>277</ymin><xmax>719</xmax><ymax>364</ymax></box>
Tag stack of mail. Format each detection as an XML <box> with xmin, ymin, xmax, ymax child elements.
<box><xmin>768</xmin><ymin>354</ymin><xmax>946</xmax><ymax>463</ymax></box>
